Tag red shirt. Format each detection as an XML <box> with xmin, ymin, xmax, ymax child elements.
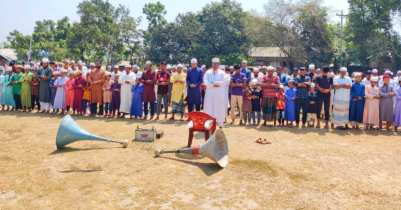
<box><xmin>276</xmin><ymin>92</ymin><xmax>285</xmax><ymax>109</ymax></box>
<box><xmin>261</xmin><ymin>75</ymin><xmax>279</xmax><ymax>98</ymax></box>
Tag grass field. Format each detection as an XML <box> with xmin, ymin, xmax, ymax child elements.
<box><xmin>1</xmin><ymin>111</ymin><xmax>400</xmax><ymax>209</ymax></box>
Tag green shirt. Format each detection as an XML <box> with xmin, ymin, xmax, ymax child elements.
<box><xmin>10</xmin><ymin>72</ymin><xmax>23</xmax><ymax>95</ymax></box>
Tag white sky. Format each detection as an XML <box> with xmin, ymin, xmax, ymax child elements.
<box><xmin>0</xmin><ymin>0</ymin><xmax>349</xmax><ymax>43</ymax></box>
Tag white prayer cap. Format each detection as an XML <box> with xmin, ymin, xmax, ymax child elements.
<box><xmin>16</xmin><ymin>64</ymin><xmax>23</xmax><ymax>69</ymax></box>
<box><xmin>113</xmin><ymin>65</ymin><xmax>119</xmax><ymax>69</ymax></box>
<box><xmin>124</xmin><ymin>64</ymin><xmax>131</xmax><ymax>68</ymax></box>
<box><xmin>69</xmin><ymin>71</ymin><xmax>75</xmax><ymax>75</ymax></box>
<box><xmin>78</xmin><ymin>60</ymin><xmax>83</xmax><ymax>65</ymax></box>
<box><xmin>354</xmin><ymin>73</ymin><xmax>361</xmax><ymax>77</ymax></box>
<box><xmin>288</xmin><ymin>79</ymin><xmax>294</xmax><ymax>83</ymax></box>
<box><xmin>166</xmin><ymin>65</ymin><xmax>171</xmax><ymax>70</ymax></box>
<box><xmin>136</xmin><ymin>75</ymin><xmax>141</xmax><ymax>80</ymax></box>
<box><xmin>37</xmin><ymin>63</ymin><xmax>40</xmax><ymax>66</ymax></box>
<box><xmin>6</xmin><ymin>67</ymin><xmax>12</xmax><ymax>72</ymax></box>
<box><xmin>60</xmin><ymin>69</ymin><xmax>68</xmax><ymax>73</ymax></box>
<box><xmin>262</xmin><ymin>66</ymin><xmax>267</xmax><ymax>69</ymax></box>
<box><xmin>329</xmin><ymin>64</ymin><xmax>334</xmax><ymax>68</ymax></box>
<box><xmin>310</xmin><ymin>83</ymin><xmax>315</xmax><ymax>88</ymax></box>
<box><xmin>29</xmin><ymin>61</ymin><xmax>34</xmax><ymax>64</ymax></box>
<box><xmin>251</xmin><ymin>79</ymin><xmax>258</xmax><ymax>85</ymax></box>
<box><xmin>371</xmin><ymin>77</ymin><xmax>378</xmax><ymax>82</ymax></box>
<box><xmin>384</xmin><ymin>70</ymin><xmax>392</xmax><ymax>75</ymax></box>
<box><xmin>24</xmin><ymin>65</ymin><xmax>31</xmax><ymax>69</ymax></box>
<box><xmin>90</xmin><ymin>62</ymin><xmax>95</xmax><ymax>67</ymax></box>
<box><xmin>145</xmin><ymin>61</ymin><xmax>152</xmax><ymax>66</ymax></box>
<box><xmin>177</xmin><ymin>64</ymin><xmax>183</xmax><ymax>68</ymax></box>
<box><xmin>229</xmin><ymin>66</ymin><xmax>234</xmax><ymax>70</ymax></box>
<box><xmin>266</xmin><ymin>66</ymin><xmax>275</xmax><ymax>71</ymax></box>
<box><xmin>219</xmin><ymin>65</ymin><xmax>225</xmax><ymax>70</ymax></box>
<box><xmin>105</xmin><ymin>71</ymin><xmax>111</xmax><ymax>76</ymax></box>
<box><xmin>71</xmin><ymin>60</ymin><xmax>75</xmax><ymax>64</ymax></box>
<box><xmin>53</xmin><ymin>71</ymin><xmax>59</xmax><ymax>75</ymax></box>
<box><xmin>132</xmin><ymin>65</ymin><xmax>138</xmax><ymax>69</ymax></box>
<box><xmin>183</xmin><ymin>67</ymin><xmax>188</xmax><ymax>70</ymax></box>
<box><xmin>172</xmin><ymin>65</ymin><xmax>177</xmax><ymax>68</ymax></box>
<box><xmin>65</xmin><ymin>60</ymin><xmax>70</xmax><ymax>63</ymax></box>
<box><xmin>242</xmin><ymin>60</ymin><xmax>247</xmax><ymax>64</ymax></box>
<box><xmin>372</xmin><ymin>69</ymin><xmax>378</xmax><ymax>73</ymax></box>
<box><xmin>106</xmin><ymin>65</ymin><xmax>111</xmax><ymax>68</ymax></box>
<box><xmin>330</xmin><ymin>72</ymin><xmax>335</xmax><ymax>77</ymax></box>
<box><xmin>397</xmin><ymin>70</ymin><xmax>401</xmax><ymax>74</ymax></box>
<box><xmin>309</xmin><ymin>64</ymin><xmax>315</xmax><ymax>69</ymax></box>
<box><xmin>253</xmin><ymin>68</ymin><xmax>259</xmax><ymax>72</ymax></box>
<box><xmin>279</xmin><ymin>84</ymin><xmax>284</xmax><ymax>89</ymax></box>
<box><xmin>340</xmin><ymin>67</ymin><xmax>347</xmax><ymax>72</ymax></box>
<box><xmin>191</xmin><ymin>58</ymin><xmax>197</xmax><ymax>64</ymax></box>
<box><xmin>42</xmin><ymin>58</ymin><xmax>49</xmax><ymax>63</ymax></box>
<box><xmin>212</xmin><ymin>58</ymin><xmax>220</xmax><ymax>63</ymax></box>
<box><xmin>201</xmin><ymin>65</ymin><xmax>206</xmax><ymax>68</ymax></box>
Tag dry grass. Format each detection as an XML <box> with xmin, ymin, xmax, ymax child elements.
<box><xmin>1</xmin><ymin>111</ymin><xmax>401</xmax><ymax>209</ymax></box>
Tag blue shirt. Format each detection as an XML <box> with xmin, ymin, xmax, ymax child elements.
<box><xmin>277</xmin><ymin>73</ymin><xmax>288</xmax><ymax>86</ymax></box>
<box><xmin>231</xmin><ymin>72</ymin><xmax>246</xmax><ymax>96</ymax></box>
<box><xmin>241</xmin><ymin>68</ymin><xmax>251</xmax><ymax>83</ymax></box>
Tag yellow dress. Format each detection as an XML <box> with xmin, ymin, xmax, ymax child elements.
<box><xmin>170</xmin><ymin>72</ymin><xmax>186</xmax><ymax>103</ymax></box>
<box><xmin>19</xmin><ymin>72</ymin><xmax>33</xmax><ymax>107</ymax></box>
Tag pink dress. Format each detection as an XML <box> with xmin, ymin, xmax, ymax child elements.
<box><xmin>65</xmin><ymin>79</ymin><xmax>75</xmax><ymax>107</ymax></box>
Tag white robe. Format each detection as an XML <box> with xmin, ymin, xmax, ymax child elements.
<box><xmin>331</xmin><ymin>75</ymin><xmax>352</xmax><ymax>125</ymax></box>
<box><xmin>203</xmin><ymin>69</ymin><xmax>230</xmax><ymax>127</ymax></box>
<box><xmin>223</xmin><ymin>73</ymin><xmax>231</xmax><ymax>110</ymax></box>
<box><xmin>111</xmin><ymin>71</ymin><xmax>122</xmax><ymax>81</ymax></box>
<box><xmin>118</xmin><ymin>72</ymin><xmax>136</xmax><ymax>113</ymax></box>
<box><xmin>54</xmin><ymin>76</ymin><xmax>69</xmax><ymax>109</ymax></box>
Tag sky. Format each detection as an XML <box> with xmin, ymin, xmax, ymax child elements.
<box><xmin>0</xmin><ymin>0</ymin><xmax>349</xmax><ymax>43</ymax></box>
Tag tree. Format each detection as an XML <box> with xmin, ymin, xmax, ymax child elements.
<box><xmin>6</xmin><ymin>30</ymin><xmax>31</xmax><ymax>60</ymax></box>
<box><xmin>142</xmin><ymin>1</ymin><xmax>167</xmax><ymax>46</ymax></box>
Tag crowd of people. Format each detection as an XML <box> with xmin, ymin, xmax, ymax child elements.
<box><xmin>1</xmin><ymin>58</ymin><xmax>401</xmax><ymax>132</ymax></box>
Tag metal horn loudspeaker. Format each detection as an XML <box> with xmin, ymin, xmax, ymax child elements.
<box><xmin>154</xmin><ymin>129</ymin><xmax>229</xmax><ymax>168</ymax></box>
<box><xmin>56</xmin><ymin>115</ymin><xmax>129</xmax><ymax>150</ymax></box>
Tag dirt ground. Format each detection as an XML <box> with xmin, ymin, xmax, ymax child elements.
<box><xmin>1</xmin><ymin>111</ymin><xmax>401</xmax><ymax>210</ymax></box>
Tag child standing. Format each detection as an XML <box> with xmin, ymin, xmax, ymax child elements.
<box><xmin>276</xmin><ymin>85</ymin><xmax>285</xmax><ymax>127</ymax></box>
<box><xmin>20</xmin><ymin>65</ymin><xmax>33</xmax><ymax>112</ymax></box>
<box><xmin>242</xmin><ymin>85</ymin><xmax>252</xmax><ymax>125</ymax></box>
<box><xmin>307</xmin><ymin>83</ymin><xmax>317</xmax><ymax>127</ymax></box>
<box><xmin>65</xmin><ymin>72</ymin><xmax>75</xmax><ymax>114</ymax></box>
<box><xmin>250</xmin><ymin>79</ymin><xmax>263</xmax><ymax>126</ymax></box>
<box><xmin>50</xmin><ymin>72</ymin><xmax>59</xmax><ymax>113</ymax></box>
<box><xmin>82</xmin><ymin>72</ymin><xmax>91</xmax><ymax>115</ymax></box>
<box><xmin>30</xmin><ymin>67</ymin><xmax>41</xmax><ymax>112</ymax></box>
<box><xmin>102</xmin><ymin>72</ymin><xmax>114</xmax><ymax>117</ymax></box>
<box><xmin>130</xmin><ymin>76</ymin><xmax>144</xmax><ymax>119</ymax></box>
<box><xmin>111</xmin><ymin>75</ymin><xmax>121</xmax><ymax>118</ymax></box>
<box><xmin>54</xmin><ymin>69</ymin><xmax>69</xmax><ymax>114</ymax></box>
<box><xmin>284</xmin><ymin>80</ymin><xmax>297</xmax><ymax>127</ymax></box>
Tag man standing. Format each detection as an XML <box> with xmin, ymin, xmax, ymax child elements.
<box><xmin>315</xmin><ymin>66</ymin><xmax>333</xmax><ymax>128</ymax></box>
<box><xmin>230</xmin><ymin>64</ymin><xmax>246</xmax><ymax>124</ymax></box>
<box><xmin>119</xmin><ymin>65</ymin><xmax>136</xmax><ymax>118</ymax></box>
<box><xmin>186</xmin><ymin>58</ymin><xmax>203</xmax><ymax>112</ymax></box>
<box><xmin>87</xmin><ymin>61</ymin><xmax>105</xmax><ymax>116</ymax></box>
<box><xmin>132</xmin><ymin>65</ymin><xmax>142</xmax><ymax>79</ymax></box>
<box><xmin>73</xmin><ymin>70</ymin><xmax>86</xmax><ymax>115</ymax></box>
<box><xmin>200</xmin><ymin>64</ymin><xmax>207</xmax><ymax>109</ymax></box>
<box><xmin>111</xmin><ymin>65</ymin><xmax>121</xmax><ymax>80</ymax></box>
<box><xmin>331</xmin><ymin>67</ymin><xmax>352</xmax><ymax>129</ymax></box>
<box><xmin>37</xmin><ymin>58</ymin><xmax>53</xmax><ymax>113</ymax></box>
<box><xmin>251</xmin><ymin>68</ymin><xmax>264</xmax><ymax>85</ymax></box>
<box><xmin>307</xmin><ymin>64</ymin><xmax>316</xmax><ymax>82</ymax></box>
<box><xmin>362</xmin><ymin>70</ymin><xmax>372</xmax><ymax>86</ymax></box>
<box><xmin>363</xmin><ymin>77</ymin><xmax>380</xmax><ymax>130</ymax></box>
<box><xmin>155</xmin><ymin>62</ymin><xmax>170</xmax><ymax>120</ymax></box>
<box><xmin>141</xmin><ymin>61</ymin><xmax>157</xmax><ymax>120</ymax></box>
<box><xmin>170</xmin><ymin>64</ymin><xmax>186</xmax><ymax>120</ymax></box>
<box><xmin>204</xmin><ymin>58</ymin><xmax>230</xmax><ymax>128</ymax></box>
<box><xmin>294</xmin><ymin>67</ymin><xmax>311</xmax><ymax>127</ymax></box>
<box><xmin>10</xmin><ymin>64</ymin><xmax>24</xmax><ymax>111</ymax></box>
<box><xmin>77</xmin><ymin>61</ymin><xmax>88</xmax><ymax>78</ymax></box>
<box><xmin>276</xmin><ymin>66</ymin><xmax>287</xmax><ymax>86</ymax></box>
<box><xmin>240</xmin><ymin>60</ymin><xmax>251</xmax><ymax>84</ymax></box>
<box><xmin>260</xmin><ymin>66</ymin><xmax>280</xmax><ymax>127</ymax></box>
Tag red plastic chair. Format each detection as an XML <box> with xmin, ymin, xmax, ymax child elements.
<box><xmin>187</xmin><ymin>112</ymin><xmax>216</xmax><ymax>147</ymax></box>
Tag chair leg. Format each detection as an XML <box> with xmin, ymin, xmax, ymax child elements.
<box><xmin>204</xmin><ymin>130</ymin><xmax>210</xmax><ymax>142</ymax></box>
<box><xmin>188</xmin><ymin>128</ymin><xmax>194</xmax><ymax>147</ymax></box>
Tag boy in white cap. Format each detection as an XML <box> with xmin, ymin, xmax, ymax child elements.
<box><xmin>10</xmin><ymin>64</ymin><xmax>24</xmax><ymax>111</ymax></box>
<box><xmin>54</xmin><ymin>69</ymin><xmax>69</xmax><ymax>114</ymax></box>
<box><xmin>331</xmin><ymin>67</ymin><xmax>352</xmax><ymax>130</ymax></box>
<box><xmin>307</xmin><ymin>83</ymin><xmax>317</xmax><ymax>127</ymax></box>
<box><xmin>65</xmin><ymin>71</ymin><xmax>75</xmax><ymax>114</ymax></box>
<box><xmin>275</xmin><ymin>84</ymin><xmax>285</xmax><ymax>126</ymax></box>
<box><xmin>102</xmin><ymin>71</ymin><xmax>114</xmax><ymax>117</ymax></box>
<box><xmin>349</xmin><ymin>73</ymin><xmax>365</xmax><ymax>130</ymax></box>
<box><xmin>30</xmin><ymin>67</ymin><xmax>41</xmax><ymax>111</ymax></box>
<box><xmin>111</xmin><ymin>65</ymin><xmax>121</xmax><ymax>80</ymax></box>
<box><xmin>49</xmin><ymin>71</ymin><xmax>59</xmax><ymax>113</ymax></box>
<box><xmin>37</xmin><ymin>58</ymin><xmax>54</xmax><ymax>113</ymax></box>
<box><xmin>20</xmin><ymin>65</ymin><xmax>33</xmax><ymax>112</ymax></box>
<box><xmin>118</xmin><ymin>63</ymin><xmax>136</xmax><ymax>118</ymax></box>
<box><xmin>363</xmin><ymin>76</ymin><xmax>380</xmax><ymax>130</ymax></box>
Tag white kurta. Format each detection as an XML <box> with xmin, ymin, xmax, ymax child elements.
<box><xmin>118</xmin><ymin>71</ymin><xmax>136</xmax><ymax>113</ymax></box>
<box><xmin>331</xmin><ymin>75</ymin><xmax>352</xmax><ymax>125</ymax></box>
<box><xmin>111</xmin><ymin>71</ymin><xmax>122</xmax><ymax>81</ymax></box>
<box><xmin>54</xmin><ymin>77</ymin><xmax>69</xmax><ymax>109</ymax></box>
<box><xmin>204</xmin><ymin>69</ymin><xmax>229</xmax><ymax>127</ymax></box>
<box><xmin>223</xmin><ymin>73</ymin><xmax>231</xmax><ymax>110</ymax></box>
